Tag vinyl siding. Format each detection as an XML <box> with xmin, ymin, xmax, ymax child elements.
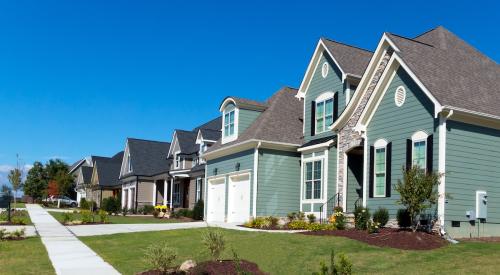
<box><xmin>137</xmin><ymin>181</ymin><xmax>154</xmax><ymax>208</ymax></box>
<box><xmin>304</xmin><ymin>52</ymin><xmax>346</xmax><ymax>142</ymax></box>
<box><xmin>238</xmin><ymin>109</ymin><xmax>261</xmax><ymax>135</ymax></box>
<box><xmin>206</xmin><ymin>150</ymin><xmax>255</xmax><ymax>217</ymax></box>
<box><xmin>445</xmin><ymin>121</ymin><xmax>500</xmax><ymax>224</ymax></box>
<box><xmin>366</xmin><ymin>67</ymin><xmax>439</xmax><ymax>217</ymax></box>
<box><xmin>257</xmin><ymin>149</ymin><xmax>301</xmax><ymax>217</ymax></box>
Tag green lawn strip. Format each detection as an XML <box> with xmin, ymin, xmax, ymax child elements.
<box><xmin>81</xmin><ymin>228</ymin><xmax>500</xmax><ymax>275</ymax></box>
<box><xmin>10</xmin><ymin>202</ymin><xmax>26</xmax><ymax>208</ymax></box>
<box><xmin>48</xmin><ymin>211</ymin><xmax>186</xmax><ymax>224</ymax></box>
<box><xmin>0</xmin><ymin>209</ymin><xmax>32</xmax><ymax>225</ymax></box>
<box><xmin>0</xmin><ymin>237</ymin><xmax>55</xmax><ymax>275</ymax></box>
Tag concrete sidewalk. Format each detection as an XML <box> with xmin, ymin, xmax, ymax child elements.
<box><xmin>26</xmin><ymin>204</ymin><xmax>120</xmax><ymax>275</ymax></box>
<box><xmin>69</xmin><ymin>221</ymin><xmax>208</xmax><ymax>236</ymax></box>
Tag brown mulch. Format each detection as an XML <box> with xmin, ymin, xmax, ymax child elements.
<box><xmin>302</xmin><ymin>228</ymin><xmax>447</xmax><ymax>250</ymax></box>
<box><xmin>137</xmin><ymin>260</ymin><xmax>267</xmax><ymax>275</ymax></box>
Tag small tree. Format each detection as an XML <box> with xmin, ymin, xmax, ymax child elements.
<box><xmin>395</xmin><ymin>167</ymin><xmax>442</xmax><ymax>232</ymax></box>
<box><xmin>202</xmin><ymin>227</ymin><xmax>226</xmax><ymax>261</ymax></box>
<box><xmin>23</xmin><ymin>162</ymin><xmax>48</xmax><ymax>201</ymax></box>
<box><xmin>8</xmin><ymin>168</ymin><xmax>22</xmax><ymax>207</ymax></box>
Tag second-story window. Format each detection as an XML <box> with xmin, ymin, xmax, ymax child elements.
<box><xmin>315</xmin><ymin>98</ymin><xmax>334</xmax><ymax>134</ymax></box>
<box><xmin>224</xmin><ymin>110</ymin><xmax>235</xmax><ymax>137</ymax></box>
<box><xmin>127</xmin><ymin>153</ymin><xmax>132</xmax><ymax>172</ymax></box>
<box><xmin>175</xmin><ymin>153</ymin><xmax>181</xmax><ymax>169</ymax></box>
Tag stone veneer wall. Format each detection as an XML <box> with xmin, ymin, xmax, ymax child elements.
<box><xmin>336</xmin><ymin>49</ymin><xmax>394</xmax><ymax>208</ymax></box>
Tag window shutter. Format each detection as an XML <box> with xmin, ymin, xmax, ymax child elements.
<box><xmin>386</xmin><ymin>142</ymin><xmax>392</xmax><ymax>197</ymax></box>
<box><xmin>369</xmin><ymin>146</ymin><xmax>374</xmax><ymax>198</ymax></box>
<box><xmin>310</xmin><ymin>101</ymin><xmax>316</xmax><ymax>136</ymax></box>
<box><xmin>333</xmin><ymin>93</ymin><xmax>339</xmax><ymax>121</ymax></box>
<box><xmin>406</xmin><ymin>139</ymin><xmax>412</xmax><ymax>171</ymax></box>
<box><xmin>426</xmin><ymin>134</ymin><xmax>434</xmax><ymax>174</ymax></box>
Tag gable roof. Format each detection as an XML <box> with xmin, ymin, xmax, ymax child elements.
<box><xmin>124</xmin><ymin>138</ymin><xmax>171</xmax><ymax>177</ymax></box>
<box><xmin>199</xmin><ymin>128</ymin><xmax>221</xmax><ymax>141</ymax></box>
<box><xmin>81</xmin><ymin>166</ymin><xmax>94</xmax><ymax>184</ymax></box>
<box><xmin>193</xmin><ymin>116</ymin><xmax>222</xmax><ymax>132</ymax></box>
<box><xmin>321</xmin><ymin>38</ymin><xmax>373</xmax><ymax>78</ymax></box>
<box><xmin>207</xmin><ymin>87</ymin><xmax>303</xmax><ymax>153</ymax></box>
<box><xmin>94</xmin><ymin>155</ymin><xmax>123</xmax><ymax>187</ymax></box>
<box><xmin>175</xmin><ymin>130</ymin><xmax>199</xmax><ymax>155</ymax></box>
<box><xmin>386</xmin><ymin>26</ymin><xmax>500</xmax><ymax>117</ymax></box>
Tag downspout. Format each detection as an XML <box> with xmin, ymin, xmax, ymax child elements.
<box><xmin>252</xmin><ymin>141</ymin><xmax>262</xmax><ymax>218</ymax></box>
<box><xmin>135</xmin><ymin>176</ymin><xmax>139</xmax><ymax>212</ymax></box>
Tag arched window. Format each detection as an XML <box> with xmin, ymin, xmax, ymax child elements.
<box><xmin>411</xmin><ymin>131</ymin><xmax>429</xmax><ymax>170</ymax></box>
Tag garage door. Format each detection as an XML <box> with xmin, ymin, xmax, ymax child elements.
<box><xmin>206</xmin><ymin>178</ymin><xmax>226</xmax><ymax>222</ymax></box>
<box><xmin>227</xmin><ymin>173</ymin><xmax>251</xmax><ymax>223</ymax></box>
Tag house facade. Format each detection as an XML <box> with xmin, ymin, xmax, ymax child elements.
<box><xmin>89</xmin><ymin>151</ymin><xmax>123</xmax><ymax>207</ymax></box>
<box><xmin>203</xmin><ymin>87</ymin><xmax>303</xmax><ymax>223</ymax></box>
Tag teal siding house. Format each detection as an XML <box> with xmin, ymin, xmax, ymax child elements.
<box><xmin>203</xmin><ymin>87</ymin><xmax>303</xmax><ymax>223</ymax></box>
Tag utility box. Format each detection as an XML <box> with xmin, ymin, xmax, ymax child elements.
<box><xmin>466</xmin><ymin>210</ymin><xmax>475</xmax><ymax>221</ymax></box>
<box><xmin>476</xmin><ymin>190</ymin><xmax>487</xmax><ymax>219</ymax></box>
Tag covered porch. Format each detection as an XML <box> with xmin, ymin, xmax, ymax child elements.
<box><xmin>153</xmin><ymin>173</ymin><xmax>190</xmax><ymax>210</ymax></box>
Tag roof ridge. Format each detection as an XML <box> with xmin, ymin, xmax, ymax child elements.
<box><xmin>387</xmin><ymin>32</ymin><xmax>435</xmax><ymax>48</ymax></box>
<box><xmin>128</xmin><ymin>137</ymin><xmax>170</xmax><ymax>144</ymax></box>
<box><xmin>321</xmin><ymin>37</ymin><xmax>373</xmax><ymax>53</ymax></box>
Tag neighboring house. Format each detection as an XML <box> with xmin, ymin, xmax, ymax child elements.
<box><xmin>119</xmin><ymin>138</ymin><xmax>171</xmax><ymax>211</ymax></box>
<box><xmin>70</xmin><ymin>156</ymin><xmax>110</xmax><ymax>205</ymax></box>
<box><xmin>166</xmin><ymin>117</ymin><xmax>221</xmax><ymax>210</ymax></box>
<box><xmin>203</xmin><ymin>87</ymin><xmax>303</xmax><ymax>223</ymax></box>
<box><xmin>296</xmin><ymin>26</ymin><xmax>500</xmax><ymax>237</ymax></box>
<box><xmin>89</xmin><ymin>151</ymin><xmax>124</xmax><ymax>207</ymax></box>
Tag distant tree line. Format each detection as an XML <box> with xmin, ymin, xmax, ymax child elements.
<box><xmin>22</xmin><ymin>159</ymin><xmax>75</xmax><ymax>201</ymax></box>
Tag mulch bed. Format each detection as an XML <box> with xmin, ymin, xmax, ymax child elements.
<box><xmin>302</xmin><ymin>228</ymin><xmax>447</xmax><ymax>250</ymax></box>
<box><xmin>137</xmin><ymin>260</ymin><xmax>267</xmax><ymax>275</ymax></box>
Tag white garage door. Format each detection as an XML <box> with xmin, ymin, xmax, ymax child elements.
<box><xmin>206</xmin><ymin>178</ymin><xmax>226</xmax><ymax>222</ymax></box>
<box><xmin>227</xmin><ymin>173</ymin><xmax>251</xmax><ymax>223</ymax></box>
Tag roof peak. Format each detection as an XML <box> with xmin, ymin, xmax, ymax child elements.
<box><xmin>321</xmin><ymin>37</ymin><xmax>373</xmax><ymax>53</ymax></box>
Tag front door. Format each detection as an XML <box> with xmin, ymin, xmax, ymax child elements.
<box><xmin>346</xmin><ymin>148</ymin><xmax>364</xmax><ymax>213</ymax></box>
<box><xmin>183</xmin><ymin>180</ymin><xmax>190</xmax><ymax>208</ymax></box>
<box><xmin>227</xmin><ymin>173</ymin><xmax>251</xmax><ymax>223</ymax></box>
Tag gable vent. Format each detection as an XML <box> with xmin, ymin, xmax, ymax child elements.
<box><xmin>394</xmin><ymin>86</ymin><xmax>406</xmax><ymax>107</ymax></box>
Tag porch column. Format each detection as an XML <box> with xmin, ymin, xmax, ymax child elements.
<box><xmin>163</xmin><ymin>180</ymin><xmax>168</xmax><ymax>206</ymax></box>
<box><xmin>121</xmin><ymin>186</ymin><xmax>126</xmax><ymax>208</ymax></box>
<box><xmin>152</xmin><ymin>181</ymin><xmax>157</xmax><ymax>206</ymax></box>
<box><xmin>170</xmin><ymin>177</ymin><xmax>174</xmax><ymax>209</ymax></box>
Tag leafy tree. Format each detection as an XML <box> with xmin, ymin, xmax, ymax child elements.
<box><xmin>54</xmin><ymin>170</ymin><xmax>75</xmax><ymax>196</ymax></box>
<box><xmin>395</xmin><ymin>166</ymin><xmax>442</xmax><ymax>232</ymax></box>
<box><xmin>8</xmin><ymin>168</ymin><xmax>22</xmax><ymax>207</ymax></box>
<box><xmin>23</xmin><ymin>162</ymin><xmax>48</xmax><ymax>201</ymax></box>
<box><xmin>45</xmin><ymin>159</ymin><xmax>69</xmax><ymax>180</ymax></box>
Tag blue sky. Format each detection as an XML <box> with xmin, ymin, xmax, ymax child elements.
<box><xmin>0</xmin><ymin>0</ymin><xmax>498</xmax><ymax>185</ymax></box>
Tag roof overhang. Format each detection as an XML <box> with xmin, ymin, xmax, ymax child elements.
<box><xmin>297</xmin><ymin>139</ymin><xmax>335</xmax><ymax>153</ymax></box>
<box><xmin>203</xmin><ymin>139</ymin><xmax>300</xmax><ymax>160</ymax></box>
<box><xmin>441</xmin><ymin>106</ymin><xmax>500</xmax><ymax>130</ymax></box>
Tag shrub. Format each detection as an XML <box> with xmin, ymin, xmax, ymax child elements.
<box><xmin>373</xmin><ymin>207</ymin><xmax>389</xmax><ymax>227</ymax></box>
<box><xmin>153</xmin><ymin>210</ymin><xmax>160</xmax><ymax>218</ymax></box>
<box><xmin>288</xmin><ymin>220</ymin><xmax>309</xmax><ymax>230</ymax></box>
<box><xmin>138</xmin><ymin>205</ymin><xmax>155</xmax><ymax>215</ymax></box>
<box><xmin>143</xmin><ymin>242</ymin><xmax>178</xmax><ymax>273</ymax></box>
<box><xmin>0</xmin><ymin>228</ymin><xmax>7</xmax><ymax>240</ymax></box>
<box><xmin>62</xmin><ymin>212</ymin><xmax>74</xmax><ymax>224</ymax></box>
<box><xmin>267</xmin><ymin>216</ymin><xmax>279</xmax><ymax>227</ymax></box>
<box><xmin>367</xmin><ymin>220</ymin><xmax>380</xmax><ymax>234</ymax></box>
<box><xmin>307</xmin><ymin>213</ymin><xmax>316</xmax><ymax>224</ymax></box>
<box><xmin>297</xmin><ymin>211</ymin><xmax>306</xmax><ymax>221</ymax></box>
<box><xmin>98</xmin><ymin>210</ymin><xmax>109</xmax><ymax>223</ymax></box>
<box><xmin>397</xmin><ymin>209</ymin><xmax>411</xmax><ymax>228</ymax></box>
<box><xmin>287</xmin><ymin>212</ymin><xmax>297</xmax><ymax>222</ymax></box>
<box><xmin>312</xmin><ymin>250</ymin><xmax>352</xmax><ymax>275</ymax></box>
<box><xmin>10</xmin><ymin>228</ymin><xmax>25</xmax><ymax>239</ymax></box>
<box><xmin>175</xmin><ymin>209</ymin><xmax>194</xmax><ymax>219</ymax></box>
<box><xmin>247</xmin><ymin>217</ymin><xmax>269</xmax><ymax>229</ymax></box>
<box><xmin>333</xmin><ymin>206</ymin><xmax>344</xmax><ymax>213</ymax></box>
<box><xmin>101</xmin><ymin>197</ymin><xmax>121</xmax><ymax>214</ymax></box>
<box><xmin>202</xmin><ymin>227</ymin><xmax>226</xmax><ymax>261</ymax></box>
<box><xmin>354</xmin><ymin>206</ymin><xmax>370</xmax><ymax>230</ymax></box>
<box><xmin>122</xmin><ymin>207</ymin><xmax>128</xmax><ymax>216</ymax></box>
<box><xmin>308</xmin><ymin>223</ymin><xmax>334</xmax><ymax>231</ymax></box>
<box><xmin>192</xmin><ymin>199</ymin><xmax>204</xmax><ymax>220</ymax></box>
<box><xmin>80</xmin><ymin>210</ymin><xmax>93</xmax><ymax>223</ymax></box>
<box><xmin>330</xmin><ymin>211</ymin><xmax>346</xmax><ymax>230</ymax></box>
<box><xmin>79</xmin><ymin>198</ymin><xmax>89</xmax><ymax>209</ymax></box>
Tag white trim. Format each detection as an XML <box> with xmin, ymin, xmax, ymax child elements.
<box><xmin>297</xmin><ymin>139</ymin><xmax>334</xmax><ymax>152</ymax></box>
<box><xmin>314</xmin><ymin>92</ymin><xmax>335</xmax><ymax>135</ymax></box>
<box><xmin>167</xmin><ymin>132</ymin><xmax>178</xmax><ymax>158</ymax></box>
<box><xmin>411</xmin><ymin>130</ymin><xmax>429</xmax><ymax>141</ymax></box>
<box><xmin>394</xmin><ymin>86</ymin><xmax>406</xmax><ymax>107</ymax></box>
<box><xmin>315</xmin><ymin>91</ymin><xmax>335</xmax><ymax>102</ymax></box>
<box><xmin>324</xmin><ymin>148</ymin><xmax>329</xmax><ymax>204</ymax></box>
<box><xmin>373</xmin><ymin>140</ymin><xmax>388</xmax><ymax>198</ymax></box>
<box><xmin>221</xmin><ymin>107</ymin><xmax>239</xmax><ymax>144</ymax></box>
<box><xmin>206</xmin><ymin>169</ymin><xmax>253</xmax><ymax>180</ymax></box>
<box><xmin>169</xmin><ymin>178</ymin><xmax>174</xmax><ymax>209</ymax></box>
<box><xmin>301</xmin><ymin>157</ymin><xmax>325</xmax><ymax>202</ymax></box>
<box><xmin>345</xmin><ymin>80</ymin><xmax>351</xmax><ymax>106</ymax></box>
<box><xmin>438</xmin><ymin>111</ymin><xmax>452</xmax><ymax>227</ymax></box>
<box><xmin>361</xmin><ymin>67</ymin><xmax>398</xmax><ymax>128</ymax></box>
<box><xmin>252</xmin><ymin>142</ymin><xmax>260</xmax><ymax>218</ymax></box>
<box><xmin>362</xmin><ymin>132</ymin><xmax>368</xmax><ymax>207</ymax></box>
<box><xmin>411</xmin><ymin>130</ymin><xmax>428</xmax><ymax>170</ymax></box>
<box><xmin>335</xmin><ymin>138</ymin><xmax>340</xmax><ymax>205</ymax></box>
<box><xmin>204</xmin><ymin>139</ymin><xmax>300</xmax><ymax>160</ymax></box>
<box><xmin>321</xmin><ymin>62</ymin><xmax>329</xmax><ymax>78</ymax></box>
<box><xmin>299</xmin><ymin>154</ymin><xmax>304</xmax><ymax>212</ymax></box>
<box><xmin>163</xmin><ymin>180</ymin><xmax>168</xmax><ymax>206</ymax></box>
<box><xmin>373</xmin><ymin>138</ymin><xmax>388</xmax><ymax>148</ymax></box>
<box><xmin>342</xmin><ymin>151</ymin><xmax>347</xmax><ymax>210</ymax></box>
<box><xmin>152</xmin><ymin>181</ymin><xmax>157</xmax><ymax>206</ymax></box>
<box><xmin>219</xmin><ymin>98</ymin><xmax>237</xmax><ymax>112</ymax></box>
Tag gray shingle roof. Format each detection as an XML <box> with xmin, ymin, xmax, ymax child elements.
<box><xmin>125</xmin><ymin>138</ymin><xmax>171</xmax><ymax>177</ymax></box>
<box><xmin>221</xmin><ymin>97</ymin><xmax>268</xmax><ymax>111</ymax></box>
<box><xmin>208</xmin><ymin>87</ymin><xmax>303</xmax><ymax>152</ymax></box>
<box><xmin>200</xmin><ymin>128</ymin><xmax>221</xmax><ymax>141</ymax></box>
<box><xmin>81</xmin><ymin>166</ymin><xmax>93</xmax><ymax>184</ymax></box>
<box><xmin>387</xmin><ymin>26</ymin><xmax>500</xmax><ymax>117</ymax></box>
<box><xmin>94</xmin><ymin>157</ymin><xmax>123</xmax><ymax>187</ymax></box>
<box><xmin>193</xmin><ymin>116</ymin><xmax>222</xmax><ymax>132</ymax></box>
<box><xmin>321</xmin><ymin>38</ymin><xmax>373</xmax><ymax>77</ymax></box>
<box><xmin>175</xmin><ymin>130</ymin><xmax>198</xmax><ymax>155</ymax></box>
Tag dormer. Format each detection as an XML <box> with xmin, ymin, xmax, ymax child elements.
<box><xmin>219</xmin><ymin>97</ymin><xmax>267</xmax><ymax>144</ymax></box>
<box><xmin>195</xmin><ymin>128</ymin><xmax>221</xmax><ymax>164</ymax></box>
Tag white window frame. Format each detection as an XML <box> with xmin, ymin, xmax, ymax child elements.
<box><xmin>127</xmin><ymin>153</ymin><xmax>132</xmax><ymax>172</ymax></box>
<box><xmin>195</xmin><ymin>177</ymin><xmax>203</xmax><ymax>202</ymax></box>
<box><xmin>411</xmin><ymin>131</ymin><xmax>428</xmax><ymax>171</ymax></box>
<box><xmin>174</xmin><ymin>152</ymin><xmax>181</xmax><ymax>169</ymax></box>
<box><xmin>303</xmin><ymin>159</ymin><xmax>323</xmax><ymax>201</ymax></box>
<box><xmin>373</xmin><ymin>139</ymin><xmax>388</xmax><ymax>198</ymax></box>
<box><xmin>222</xmin><ymin>107</ymin><xmax>239</xmax><ymax>144</ymax></box>
<box><xmin>314</xmin><ymin>92</ymin><xmax>335</xmax><ymax>135</ymax></box>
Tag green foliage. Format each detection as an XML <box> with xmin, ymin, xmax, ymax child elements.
<box><xmin>8</xmin><ymin>168</ymin><xmax>23</xmax><ymax>205</ymax></box>
<box><xmin>23</xmin><ymin>162</ymin><xmax>48</xmax><ymax>201</ymax></box>
<box><xmin>372</xmin><ymin>207</ymin><xmax>389</xmax><ymax>227</ymax></box>
<box><xmin>288</xmin><ymin>220</ymin><xmax>309</xmax><ymax>230</ymax></box>
<box><xmin>287</xmin><ymin>212</ymin><xmax>297</xmax><ymax>222</ymax></box>
<box><xmin>331</xmin><ymin>211</ymin><xmax>346</xmax><ymax>230</ymax></box>
<box><xmin>308</xmin><ymin>223</ymin><xmax>335</xmax><ymax>231</ymax></box>
<box><xmin>10</xmin><ymin>228</ymin><xmax>25</xmax><ymax>239</ymax></box>
<box><xmin>397</xmin><ymin>209</ymin><xmax>411</xmax><ymax>228</ymax></box>
<box><xmin>307</xmin><ymin>213</ymin><xmax>317</xmax><ymax>223</ymax></box>
<box><xmin>367</xmin><ymin>220</ymin><xmax>380</xmax><ymax>234</ymax></box>
<box><xmin>354</xmin><ymin>206</ymin><xmax>370</xmax><ymax>230</ymax></box>
<box><xmin>122</xmin><ymin>207</ymin><xmax>128</xmax><ymax>216</ymax></box>
<box><xmin>232</xmin><ymin>250</ymin><xmax>251</xmax><ymax>275</ymax></box>
<box><xmin>396</xmin><ymin>167</ymin><xmax>442</xmax><ymax>231</ymax></box>
<box><xmin>80</xmin><ymin>210</ymin><xmax>93</xmax><ymax>223</ymax></box>
<box><xmin>143</xmin><ymin>242</ymin><xmax>178</xmax><ymax>273</ymax></box>
<box><xmin>62</xmin><ymin>212</ymin><xmax>74</xmax><ymax>224</ymax></box>
<box><xmin>79</xmin><ymin>198</ymin><xmax>89</xmax><ymax>210</ymax></box>
<box><xmin>98</xmin><ymin>210</ymin><xmax>109</xmax><ymax>223</ymax></box>
<box><xmin>333</xmin><ymin>206</ymin><xmax>344</xmax><ymax>213</ymax></box>
<box><xmin>0</xmin><ymin>210</ymin><xmax>30</xmax><ymax>225</ymax></box>
<box><xmin>312</xmin><ymin>250</ymin><xmax>352</xmax><ymax>275</ymax></box>
<box><xmin>53</xmin><ymin>170</ymin><xmax>74</xmax><ymax>197</ymax></box>
<box><xmin>297</xmin><ymin>211</ymin><xmax>306</xmax><ymax>221</ymax></box>
<box><xmin>202</xmin><ymin>227</ymin><xmax>226</xmax><ymax>261</ymax></box>
<box><xmin>0</xmin><ymin>228</ymin><xmax>7</xmax><ymax>240</ymax></box>
<box><xmin>267</xmin><ymin>216</ymin><xmax>279</xmax><ymax>227</ymax></box>
<box><xmin>139</xmin><ymin>205</ymin><xmax>155</xmax><ymax>215</ymax></box>
<box><xmin>173</xmin><ymin>209</ymin><xmax>193</xmax><ymax>219</ymax></box>
<box><xmin>192</xmin><ymin>199</ymin><xmax>204</xmax><ymax>220</ymax></box>
<box><xmin>101</xmin><ymin>197</ymin><xmax>121</xmax><ymax>214</ymax></box>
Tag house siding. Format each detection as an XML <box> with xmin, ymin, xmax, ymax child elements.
<box><xmin>445</xmin><ymin>120</ymin><xmax>500</xmax><ymax>237</ymax></box>
<box><xmin>256</xmin><ymin>149</ymin><xmax>301</xmax><ymax>217</ymax></box>
<box><xmin>366</xmin><ymin>67</ymin><xmax>439</xmax><ymax>218</ymax></box>
<box><xmin>304</xmin><ymin>52</ymin><xmax>346</xmax><ymax>142</ymax></box>
<box><xmin>238</xmin><ymin>109</ymin><xmax>261</xmax><ymax>135</ymax></box>
<box><xmin>206</xmin><ymin>149</ymin><xmax>255</xmax><ymax>218</ymax></box>
<box><xmin>137</xmin><ymin>181</ymin><xmax>154</xmax><ymax>208</ymax></box>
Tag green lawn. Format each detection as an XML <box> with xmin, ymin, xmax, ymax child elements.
<box><xmin>48</xmin><ymin>211</ymin><xmax>190</xmax><ymax>224</ymax></box>
<box><xmin>0</xmin><ymin>237</ymin><xmax>54</xmax><ymax>275</ymax></box>
<box><xmin>81</xmin><ymin>228</ymin><xmax>500</xmax><ymax>275</ymax></box>
<box><xmin>0</xmin><ymin>209</ymin><xmax>32</xmax><ymax>225</ymax></box>
<box><xmin>10</xmin><ymin>202</ymin><xmax>26</xmax><ymax>208</ymax></box>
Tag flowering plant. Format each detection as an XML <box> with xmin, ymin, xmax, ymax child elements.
<box><xmin>367</xmin><ymin>220</ymin><xmax>380</xmax><ymax>234</ymax></box>
<box><xmin>154</xmin><ymin>205</ymin><xmax>169</xmax><ymax>213</ymax></box>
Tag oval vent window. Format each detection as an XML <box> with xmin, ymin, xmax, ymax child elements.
<box><xmin>321</xmin><ymin>62</ymin><xmax>329</xmax><ymax>78</ymax></box>
<box><xmin>395</xmin><ymin>86</ymin><xmax>406</xmax><ymax>107</ymax></box>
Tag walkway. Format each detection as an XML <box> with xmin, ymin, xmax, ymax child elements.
<box><xmin>26</xmin><ymin>204</ymin><xmax>120</xmax><ymax>275</ymax></box>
